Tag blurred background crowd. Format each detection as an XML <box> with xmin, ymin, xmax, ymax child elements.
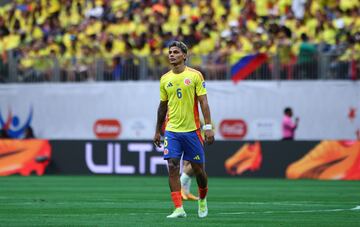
<box><xmin>0</xmin><ymin>0</ymin><xmax>359</xmax><ymax>82</ymax></box>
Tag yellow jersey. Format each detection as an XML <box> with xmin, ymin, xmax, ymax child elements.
<box><xmin>160</xmin><ymin>66</ymin><xmax>207</xmax><ymax>132</ymax></box>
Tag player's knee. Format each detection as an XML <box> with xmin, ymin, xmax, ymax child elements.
<box><xmin>183</xmin><ymin>161</ymin><xmax>193</xmax><ymax>174</ymax></box>
<box><xmin>168</xmin><ymin>159</ymin><xmax>180</xmax><ymax>174</ymax></box>
<box><xmin>183</xmin><ymin>160</ymin><xmax>191</xmax><ymax>168</ymax></box>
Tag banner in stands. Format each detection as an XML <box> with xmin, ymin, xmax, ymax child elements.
<box><xmin>0</xmin><ymin>81</ymin><xmax>359</xmax><ymax>140</ymax></box>
<box><xmin>1</xmin><ymin>140</ymin><xmax>359</xmax><ymax>179</ymax></box>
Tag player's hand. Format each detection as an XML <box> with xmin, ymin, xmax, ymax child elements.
<box><xmin>153</xmin><ymin>132</ymin><xmax>162</xmax><ymax>148</ymax></box>
<box><xmin>204</xmin><ymin>130</ymin><xmax>214</xmax><ymax>145</ymax></box>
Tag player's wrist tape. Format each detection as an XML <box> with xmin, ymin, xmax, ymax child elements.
<box><xmin>203</xmin><ymin>124</ymin><xmax>213</xmax><ymax>130</ymax></box>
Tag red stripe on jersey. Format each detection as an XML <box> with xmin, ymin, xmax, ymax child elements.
<box><xmin>196</xmin><ymin>129</ymin><xmax>204</xmax><ymax>145</ymax></box>
<box><xmin>193</xmin><ymin>96</ymin><xmax>200</xmax><ymax>129</ymax></box>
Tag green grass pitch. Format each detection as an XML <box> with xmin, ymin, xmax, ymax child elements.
<box><xmin>1</xmin><ymin>176</ymin><xmax>360</xmax><ymax>226</ymax></box>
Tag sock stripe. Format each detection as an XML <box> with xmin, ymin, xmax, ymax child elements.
<box><xmin>171</xmin><ymin>191</ymin><xmax>183</xmax><ymax>208</ymax></box>
<box><xmin>198</xmin><ymin>187</ymin><xmax>208</xmax><ymax>199</ymax></box>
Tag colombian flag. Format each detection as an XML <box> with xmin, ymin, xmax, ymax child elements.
<box><xmin>350</xmin><ymin>60</ymin><xmax>357</xmax><ymax>81</ymax></box>
<box><xmin>231</xmin><ymin>53</ymin><xmax>268</xmax><ymax>83</ymax></box>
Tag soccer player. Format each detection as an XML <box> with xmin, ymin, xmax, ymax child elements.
<box><xmin>153</xmin><ymin>41</ymin><xmax>214</xmax><ymax>218</ymax></box>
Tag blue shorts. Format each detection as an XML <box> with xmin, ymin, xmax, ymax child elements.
<box><xmin>163</xmin><ymin>130</ymin><xmax>205</xmax><ymax>163</ymax></box>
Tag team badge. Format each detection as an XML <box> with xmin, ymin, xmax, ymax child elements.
<box><xmin>184</xmin><ymin>78</ymin><xmax>191</xmax><ymax>85</ymax></box>
<box><xmin>202</xmin><ymin>81</ymin><xmax>206</xmax><ymax>88</ymax></box>
<box><xmin>164</xmin><ymin>148</ymin><xmax>169</xmax><ymax>155</ymax></box>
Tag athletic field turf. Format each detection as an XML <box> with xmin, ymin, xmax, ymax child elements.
<box><xmin>1</xmin><ymin>176</ymin><xmax>359</xmax><ymax>226</ymax></box>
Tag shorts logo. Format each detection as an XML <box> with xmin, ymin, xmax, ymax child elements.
<box><xmin>184</xmin><ymin>78</ymin><xmax>191</xmax><ymax>85</ymax></box>
<box><xmin>193</xmin><ymin>155</ymin><xmax>200</xmax><ymax>160</ymax></box>
<box><xmin>202</xmin><ymin>81</ymin><xmax>206</xmax><ymax>88</ymax></box>
<box><xmin>164</xmin><ymin>149</ymin><xmax>169</xmax><ymax>155</ymax></box>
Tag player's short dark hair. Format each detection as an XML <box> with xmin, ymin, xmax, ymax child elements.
<box><xmin>169</xmin><ymin>41</ymin><xmax>188</xmax><ymax>54</ymax></box>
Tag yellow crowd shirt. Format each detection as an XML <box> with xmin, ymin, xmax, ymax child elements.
<box><xmin>160</xmin><ymin>66</ymin><xmax>207</xmax><ymax>132</ymax></box>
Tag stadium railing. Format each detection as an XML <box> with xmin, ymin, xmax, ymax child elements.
<box><xmin>0</xmin><ymin>51</ymin><xmax>358</xmax><ymax>83</ymax></box>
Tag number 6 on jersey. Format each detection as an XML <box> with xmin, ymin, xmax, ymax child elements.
<box><xmin>176</xmin><ymin>88</ymin><xmax>182</xmax><ymax>99</ymax></box>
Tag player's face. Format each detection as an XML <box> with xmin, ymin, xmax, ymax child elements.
<box><xmin>287</xmin><ymin>110</ymin><xmax>293</xmax><ymax>117</ymax></box>
<box><xmin>168</xmin><ymin>46</ymin><xmax>185</xmax><ymax>65</ymax></box>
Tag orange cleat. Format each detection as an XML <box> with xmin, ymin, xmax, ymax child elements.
<box><xmin>181</xmin><ymin>188</ymin><xmax>199</xmax><ymax>201</ymax></box>
<box><xmin>286</xmin><ymin>141</ymin><xmax>360</xmax><ymax>180</ymax></box>
<box><xmin>224</xmin><ymin>142</ymin><xmax>262</xmax><ymax>175</ymax></box>
<box><xmin>0</xmin><ymin>139</ymin><xmax>52</xmax><ymax>176</ymax></box>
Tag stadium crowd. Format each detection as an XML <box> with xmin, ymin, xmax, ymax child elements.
<box><xmin>0</xmin><ymin>0</ymin><xmax>359</xmax><ymax>82</ymax></box>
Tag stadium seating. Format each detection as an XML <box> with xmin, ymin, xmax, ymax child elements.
<box><xmin>0</xmin><ymin>0</ymin><xmax>358</xmax><ymax>82</ymax></box>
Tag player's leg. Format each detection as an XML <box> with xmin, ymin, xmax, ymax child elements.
<box><xmin>163</xmin><ymin>131</ymin><xmax>186</xmax><ymax>218</ymax></box>
<box><xmin>166</xmin><ymin>158</ymin><xmax>186</xmax><ymax>218</ymax></box>
<box><xmin>180</xmin><ymin>160</ymin><xmax>199</xmax><ymax>200</ymax></box>
<box><xmin>181</xmin><ymin>130</ymin><xmax>208</xmax><ymax>217</ymax></box>
<box><xmin>190</xmin><ymin>162</ymin><xmax>208</xmax><ymax>218</ymax></box>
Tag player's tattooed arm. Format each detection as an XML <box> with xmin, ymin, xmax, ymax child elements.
<box><xmin>156</xmin><ymin>101</ymin><xmax>168</xmax><ymax>134</ymax></box>
<box><xmin>153</xmin><ymin>101</ymin><xmax>168</xmax><ymax>147</ymax></box>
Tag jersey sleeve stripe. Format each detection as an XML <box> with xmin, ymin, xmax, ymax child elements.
<box><xmin>196</xmin><ymin>129</ymin><xmax>204</xmax><ymax>145</ymax></box>
<box><xmin>193</xmin><ymin>96</ymin><xmax>201</xmax><ymax>129</ymax></box>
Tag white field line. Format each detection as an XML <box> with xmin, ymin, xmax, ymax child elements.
<box><xmin>31</xmin><ymin>206</ymin><xmax>360</xmax><ymax>217</ymax></box>
<box><xmin>6</xmin><ymin>201</ymin><xmax>360</xmax><ymax>217</ymax></box>
<box><xmin>219</xmin><ymin>201</ymin><xmax>357</xmax><ymax>206</ymax></box>
<box><xmin>218</xmin><ymin>206</ymin><xmax>360</xmax><ymax>215</ymax></box>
